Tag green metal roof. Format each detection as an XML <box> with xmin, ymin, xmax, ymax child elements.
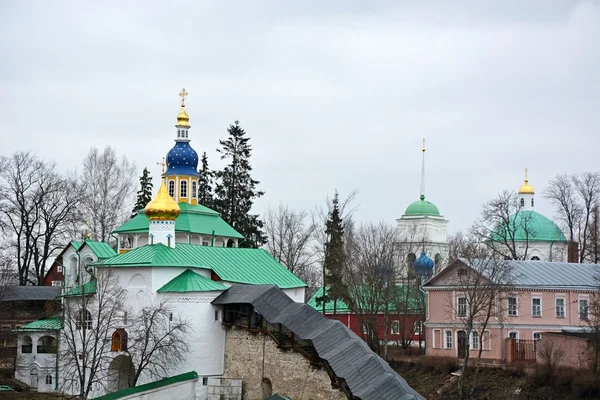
<box><xmin>492</xmin><ymin>210</ymin><xmax>567</xmax><ymax>242</ymax></box>
<box><xmin>80</xmin><ymin>240</ymin><xmax>117</xmax><ymax>259</ymax></box>
<box><xmin>91</xmin><ymin>371</ymin><xmax>199</xmax><ymax>400</ymax></box>
<box><xmin>71</xmin><ymin>241</ymin><xmax>83</xmax><ymax>250</ymax></box>
<box><xmin>96</xmin><ymin>244</ymin><xmax>306</xmax><ymax>289</ymax></box>
<box><xmin>14</xmin><ymin>316</ymin><xmax>63</xmax><ymax>331</ymax></box>
<box><xmin>307</xmin><ymin>285</ymin><xmax>424</xmax><ymax>314</ymax></box>
<box><xmin>64</xmin><ymin>280</ymin><xmax>97</xmax><ymax>297</ymax></box>
<box><xmin>113</xmin><ymin>203</ymin><xmax>244</xmax><ymax>239</ymax></box>
<box><xmin>157</xmin><ymin>269</ymin><xmax>228</xmax><ymax>293</ymax></box>
<box><xmin>404</xmin><ymin>197</ymin><xmax>441</xmax><ymax>217</ymax></box>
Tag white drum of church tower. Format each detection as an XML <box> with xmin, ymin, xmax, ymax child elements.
<box><xmin>518</xmin><ymin>168</ymin><xmax>535</xmax><ymax>210</ymax></box>
<box><xmin>144</xmin><ymin>179</ymin><xmax>181</xmax><ymax>248</ymax></box>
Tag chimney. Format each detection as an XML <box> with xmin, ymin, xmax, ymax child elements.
<box><xmin>568</xmin><ymin>241</ymin><xmax>579</xmax><ymax>263</ymax></box>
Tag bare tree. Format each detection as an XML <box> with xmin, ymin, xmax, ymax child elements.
<box><xmin>81</xmin><ymin>146</ymin><xmax>136</xmax><ymax>243</ymax></box>
<box><xmin>264</xmin><ymin>203</ymin><xmax>319</xmax><ymax>292</ymax></box>
<box><xmin>537</xmin><ymin>338</ymin><xmax>566</xmax><ymax>375</ymax></box>
<box><xmin>472</xmin><ymin>190</ymin><xmax>535</xmax><ymax>260</ymax></box>
<box><xmin>444</xmin><ymin>239</ymin><xmax>514</xmax><ymax>400</ymax></box>
<box><xmin>544</xmin><ymin>172</ymin><xmax>600</xmax><ymax>263</ymax></box>
<box><xmin>127</xmin><ymin>302</ymin><xmax>191</xmax><ymax>386</ymax></box>
<box><xmin>60</xmin><ymin>270</ymin><xmax>127</xmax><ymax>399</ymax></box>
<box><xmin>589</xmin><ymin>204</ymin><xmax>600</xmax><ymax>264</ymax></box>
<box><xmin>0</xmin><ymin>151</ymin><xmax>83</xmax><ymax>285</ymax></box>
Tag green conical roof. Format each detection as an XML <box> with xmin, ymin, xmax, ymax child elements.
<box><xmin>157</xmin><ymin>269</ymin><xmax>227</xmax><ymax>293</ymax></box>
<box><xmin>492</xmin><ymin>210</ymin><xmax>567</xmax><ymax>242</ymax></box>
<box><xmin>404</xmin><ymin>196</ymin><xmax>440</xmax><ymax>217</ymax></box>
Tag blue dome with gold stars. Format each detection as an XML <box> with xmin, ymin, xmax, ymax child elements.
<box><xmin>165</xmin><ymin>142</ymin><xmax>199</xmax><ymax>177</ymax></box>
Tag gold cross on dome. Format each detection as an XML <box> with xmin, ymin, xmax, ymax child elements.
<box><xmin>157</xmin><ymin>157</ymin><xmax>166</xmax><ymax>174</ymax></box>
<box><xmin>179</xmin><ymin>88</ymin><xmax>189</xmax><ymax>106</ymax></box>
<box><xmin>524</xmin><ymin>167</ymin><xmax>528</xmax><ymax>181</ymax></box>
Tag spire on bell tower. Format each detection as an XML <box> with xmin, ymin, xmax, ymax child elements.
<box><xmin>420</xmin><ymin>137</ymin><xmax>426</xmax><ymax>201</ymax></box>
<box><xmin>175</xmin><ymin>88</ymin><xmax>191</xmax><ymax>142</ymax></box>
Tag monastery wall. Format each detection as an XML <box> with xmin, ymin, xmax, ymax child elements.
<box><xmin>223</xmin><ymin>328</ymin><xmax>347</xmax><ymax>400</ymax></box>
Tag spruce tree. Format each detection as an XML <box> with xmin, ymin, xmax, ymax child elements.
<box><xmin>197</xmin><ymin>152</ymin><xmax>214</xmax><ymax>208</ymax></box>
<box><xmin>317</xmin><ymin>192</ymin><xmax>348</xmax><ymax>314</ymax></box>
<box><xmin>130</xmin><ymin>168</ymin><xmax>153</xmax><ymax>218</ymax></box>
<box><xmin>213</xmin><ymin>120</ymin><xmax>266</xmax><ymax>248</ymax></box>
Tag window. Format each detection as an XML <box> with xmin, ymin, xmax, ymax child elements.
<box><xmin>520</xmin><ymin>198</ymin><xmax>525</xmax><ymax>207</ymax></box>
<box><xmin>533</xmin><ymin>332</ymin><xmax>541</xmax><ymax>341</ymax></box>
<box><xmin>202</xmin><ymin>241</ymin><xmax>209</xmax><ymax>246</ymax></box>
<box><xmin>214</xmin><ymin>310</ymin><xmax>219</xmax><ymax>321</ymax></box>
<box><xmin>445</xmin><ymin>330</ymin><xmax>452</xmax><ymax>349</ymax></box>
<box><xmin>37</xmin><ymin>336</ymin><xmax>57</xmax><ymax>354</ymax></box>
<box><xmin>580</xmin><ymin>299</ymin><xmax>590</xmax><ymax>320</ymax></box>
<box><xmin>168</xmin><ymin>180</ymin><xmax>175</xmax><ymax>197</ymax></box>
<box><xmin>433</xmin><ymin>329</ymin><xmax>441</xmax><ymax>349</ymax></box>
<box><xmin>531</xmin><ymin>198</ymin><xmax>535</xmax><ymax>207</ymax></box>
<box><xmin>413</xmin><ymin>320</ymin><xmax>422</xmax><ymax>335</ymax></box>
<box><xmin>45</xmin><ymin>375</ymin><xmax>52</xmax><ymax>385</ymax></box>
<box><xmin>111</xmin><ymin>329</ymin><xmax>128</xmax><ymax>352</ymax></box>
<box><xmin>508</xmin><ymin>296</ymin><xmax>518</xmax><ymax>316</ymax></box>
<box><xmin>180</xmin><ymin>180</ymin><xmax>187</xmax><ymax>198</ymax></box>
<box><xmin>192</xmin><ymin>181</ymin><xmax>197</xmax><ymax>199</ymax></box>
<box><xmin>21</xmin><ymin>336</ymin><xmax>32</xmax><ymax>354</ymax></box>
<box><xmin>362</xmin><ymin>322</ymin><xmax>369</xmax><ymax>335</ymax></box>
<box><xmin>458</xmin><ymin>268</ymin><xmax>467</xmax><ymax>276</ymax></box>
<box><xmin>532</xmin><ymin>297</ymin><xmax>541</xmax><ymax>317</ymax></box>
<box><xmin>202</xmin><ymin>377</ymin><xmax>208</xmax><ymax>386</ymax></box>
<box><xmin>391</xmin><ymin>320</ymin><xmax>400</xmax><ymax>335</ymax></box>
<box><xmin>167</xmin><ymin>235</ymin><xmax>172</xmax><ymax>247</ymax></box>
<box><xmin>169</xmin><ymin>313</ymin><xmax>173</xmax><ymax>322</ymax></box>
<box><xmin>457</xmin><ymin>297</ymin><xmax>467</xmax><ymax>317</ymax></box>
<box><xmin>51</xmin><ymin>281</ymin><xmax>61</xmax><ymax>287</ymax></box>
<box><xmin>556</xmin><ymin>298</ymin><xmax>565</xmax><ymax>318</ymax></box>
<box><xmin>76</xmin><ymin>309</ymin><xmax>92</xmax><ymax>330</ymax></box>
<box><xmin>509</xmin><ymin>331</ymin><xmax>518</xmax><ymax>339</ymax></box>
<box><xmin>471</xmin><ymin>331</ymin><xmax>479</xmax><ymax>350</ymax></box>
<box><xmin>57</xmin><ymin>265</ymin><xmax>62</xmax><ymax>273</ymax></box>
<box><xmin>531</xmin><ymin>256</ymin><xmax>540</xmax><ymax>261</ymax></box>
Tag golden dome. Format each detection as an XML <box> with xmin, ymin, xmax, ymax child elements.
<box><xmin>176</xmin><ymin>106</ymin><xmax>190</xmax><ymax>128</ymax></box>
<box><xmin>144</xmin><ymin>180</ymin><xmax>181</xmax><ymax>221</ymax></box>
<box><xmin>518</xmin><ymin>168</ymin><xmax>534</xmax><ymax>194</ymax></box>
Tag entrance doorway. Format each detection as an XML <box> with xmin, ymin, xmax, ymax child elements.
<box><xmin>457</xmin><ymin>331</ymin><xmax>468</xmax><ymax>358</ymax></box>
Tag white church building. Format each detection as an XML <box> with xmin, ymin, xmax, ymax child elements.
<box><xmin>13</xmin><ymin>90</ymin><xmax>306</xmax><ymax>399</ymax></box>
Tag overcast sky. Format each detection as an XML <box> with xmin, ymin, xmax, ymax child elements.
<box><xmin>1</xmin><ymin>0</ymin><xmax>599</xmax><ymax>234</ymax></box>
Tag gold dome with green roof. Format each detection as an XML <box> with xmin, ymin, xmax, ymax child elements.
<box><xmin>144</xmin><ymin>180</ymin><xmax>181</xmax><ymax>221</ymax></box>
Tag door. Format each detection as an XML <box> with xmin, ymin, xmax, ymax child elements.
<box><xmin>30</xmin><ymin>369</ymin><xmax>38</xmax><ymax>390</ymax></box>
<box><xmin>457</xmin><ymin>331</ymin><xmax>468</xmax><ymax>358</ymax></box>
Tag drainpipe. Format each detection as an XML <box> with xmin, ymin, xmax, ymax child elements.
<box><xmin>549</xmin><ymin>241</ymin><xmax>555</xmax><ymax>262</ymax></box>
<box><xmin>211</xmin><ymin>230</ymin><xmax>215</xmax><ymax>247</ymax></box>
<box><xmin>500</xmin><ymin>324</ymin><xmax>505</xmax><ymax>363</ymax></box>
<box><xmin>54</xmin><ymin>262</ymin><xmax>67</xmax><ymax>391</ymax></box>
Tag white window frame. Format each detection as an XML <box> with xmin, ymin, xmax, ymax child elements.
<box><xmin>579</xmin><ymin>297</ymin><xmax>590</xmax><ymax>321</ymax></box>
<box><xmin>433</xmin><ymin>329</ymin><xmax>441</xmax><ymax>349</ymax></box>
<box><xmin>532</xmin><ymin>296</ymin><xmax>542</xmax><ymax>317</ymax></box>
<box><xmin>391</xmin><ymin>320</ymin><xmax>400</xmax><ymax>335</ymax></box>
<box><xmin>457</xmin><ymin>296</ymin><xmax>467</xmax><ymax>317</ymax></box>
<box><xmin>508</xmin><ymin>331</ymin><xmax>519</xmax><ymax>340</ymax></box>
<box><xmin>533</xmin><ymin>332</ymin><xmax>541</xmax><ymax>341</ymax></box>
<box><xmin>57</xmin><ymin>265</ymin><xmax>62</xmax><ymax>273</ymax></box>
<box><xmin>413</xmin><ymin>320</ymin><xmax>422</xmax><ymax>335</ymax></box>
<box><xmin>470</xmin><ymin>331</ymin><xmax>479</xmax><ymax>350</ymax></box>
<box><xmin>444</xmin><ymin>330</ymin><xmax>453</xmax><ymax>349</ymax></box>
<box><xmin>555</xmin><ymin>296</ymin><xmax>566</xmax><ymax>318</ymax></box>
<box><xmin>508</xmin><ymin>295</ymin><xmax>518</xmax><ymax>317</ymax></box>
<box><xmin>51</xmin><ymin>281</ymin><xmax>62</xmax><ymax>287</ymax></box>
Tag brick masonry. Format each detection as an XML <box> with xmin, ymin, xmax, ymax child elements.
<box><xmin>223</xmin><ymin>328</ymin><xmax>347</xmax><ymax>400</ymax></box>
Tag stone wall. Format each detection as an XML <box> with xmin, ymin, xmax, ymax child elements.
<box><xmin>223</xmin><ymin>328</ymin><xmax>347</xmax><ymax>400</ymax></box>
<box><xmin>207</xmin><ymin>377</ymin><xmax>242</xmax><ymax>400</ymax></box>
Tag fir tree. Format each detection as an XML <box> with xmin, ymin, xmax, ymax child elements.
<box><xmin>197</xmin><ymin>152</ymin><xmax>214</xmax><ymax>208</ymax></box>
<box><xmin>213</xmin><ymin>120</ymin><xmax>266</xmax><ymax>248</ymax></box>
<box><xmin>317</xmin><ymin>192</ymin><xmax>348</xmax><ymax>315</ymax></box>
<box><xmin>130</xmin><ymin>168</ymin><xmax>153</xmax><ymax>218</ymax></box>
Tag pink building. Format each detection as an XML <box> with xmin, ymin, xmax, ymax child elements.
<box><xmin>422</xmin><ymin>259</ymin><xmax>598</xmax><ymax>364</ymax></box>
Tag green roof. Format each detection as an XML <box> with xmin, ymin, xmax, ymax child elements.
<box><xmin>404</xmin><ymin>196</ymin><xmax>441</xmax><ymax>217</ymax></box>
<box><xmin>113</xmin><ymin>203</ymin><xmax>243</xmax><ymax>239</ymax></box>
<box><xmin>157</xmin><ymin>269</ymin><xmax>228</xmax><ymax>293</ymax></box>
<box><xmin>64</xmin><ymin>280</ymin><xmax>97</xmax><ymax>297</ymax></box>
<box><xmin>91</xmin><ymin>371</ymin><xmax>198</xmax><ymax>400</ymax></box>
<box><xmin>14</xmin><ymin>316</ymin><xmax>63</xmax><ymax>331</ymax></box>
<box><xmin>492</xmin><ymin>210</ymin><xmax>567</xmax><ymax>242</ymax></box>
<box><xmin>77</xmin><ymin>240</ymin><xmax>117</xmax><ymax>259</ymax></box>
<box><xmin>96</xmin><ymin>244</ymin><xmax>306</xmax><ymax>289</ymax></box>
<box><xmin>307</xmin><ymin>285</ymin><xmax>423</xmax><ymax>313</ymax></box>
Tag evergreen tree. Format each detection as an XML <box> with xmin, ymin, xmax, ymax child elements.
<box><xmin>213</xmin><ymin>121</ymin><xmax>266</xmax><ymax>248</ymax></box>
<box><xmin>197</xmin><ymin>152</ymin><xmax>214</xmax><ymax>208</ymax></box>
<box><xmin>130</xmin><ymin>168</ymin><xmax>153</xmax><ymax>218</ymax></box>
<box><xmin>317</xmin><ymin>192</ymin><xmax>348</xmax><ymax>315</ymax></box>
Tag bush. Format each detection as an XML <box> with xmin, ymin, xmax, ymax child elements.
<box><xmin>571</xmin><ymin>372</ymin><xmax>600</xmax><ymax>397</ymax></box>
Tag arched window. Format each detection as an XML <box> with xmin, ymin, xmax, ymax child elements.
<box><xmin>45</xmin><ymin>375</ymin><xmax>52</xmax><ymax>385</ymax></box>
<box><xmin>191</xmin><ymin>181</ymin><xmax>197</xmax><ymax>199</ymax></box>
<box><xmin>180</xmin><ymin>180</ymin><xmax>187</xmax><ymax>198</ymax></box>
<box><xmin>168</xmin><ymin>180</ymin><xmax>175</xmax><ymax>197</ymax></box>
<box><xmin>226</xmin><ymin>239</ymin><xmax>235</xmax><ymax>248</ymax></box>
<box><xmin>76</xmin><ymin>309</ymin><xmax>92</xmax><ymax>330</ymax></box>
<box><xmin>531</xmin><ymin>198</ymin><xmax>535</xmax><ymax>207</ymax></box>
<box><xmin>37</xmin><ymin>336</ymin><xmax>57</xmax><ymax>354</ymax></box>
<box><xmin>111</xmin><ymin>329</ymin><xmax>128</xmax><ymax>352</ymax></box>
<box><xmin>531</xmin><ymin>256</ymin><xmax>540</xmax><ymax>261</ymax></box>
<box><xmin>177</xmin><ymin>130</ymin><xmax>180</xmax><ymax>137</ymax></box>
<box><xmin>21</xmin><ymin>335</ymin><xmax>32</xmax><ymax>354</ymax></box>
<box><xmin>520</xmin><ymin>198</ymin><xmax>525</xmax><ymax>207</ymax></box>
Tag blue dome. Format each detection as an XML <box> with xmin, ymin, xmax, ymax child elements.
<box><xmin>165</xmin><ymin>142</ymin><xmax>200</xmax><ymax>177</ymax></box>
<box><xmin>413</xmin><ymin>251</ymin><xmax>434</xmax><ymax>276</ymax></box>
